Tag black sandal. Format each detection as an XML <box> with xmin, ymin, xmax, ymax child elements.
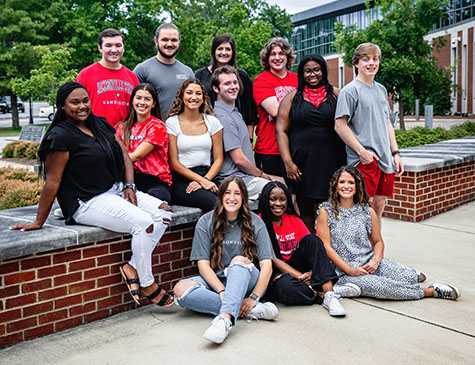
<box><xmin>120</xmin><ymin>266</ymin><xmax>141</xmax><ymax>305</ymax></box>
<box><xmin>146</xmin><ymin>286</ymin><xmax>174</xmax><ymax>307</ymax></box>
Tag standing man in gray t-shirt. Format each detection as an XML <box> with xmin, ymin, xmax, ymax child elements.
<box><xmin>134</xmin><ymin>23</ymin><xmax>194</xmax><ymax>117</ymax></box>
<box><xmin>335</xmin><ymin>43</ymin><xmax>404</xmax><ymax>225</ymax></box>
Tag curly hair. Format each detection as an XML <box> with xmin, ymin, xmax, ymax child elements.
<box><xmin>210</xmin><ymin>176</ymin><xmax>258</xmax><ymax>270</ymax></box>
<box><xmin>260</xmin><ymin>37</ymin><xmax>296</xmax><ymax>71</ymax></box>
<box><xmin>166</xmin><ymin>78</ymin><xmax>214</xmax><ymax>119</ymax></box>
<box><xmin>258</xmin><ymin>181</ymin><xmax>299</xmax><ymax>261</ymax></box>
<box><xmin>290</xmin><ymin>54</ymin><xmax>336</xmax><ymax>123</ymax></box>
<box><xmin>328</xmin><ymin>166</ymin><xmax>370</xmax><ymax>220</ymax></box>
<box><xmin>117</xmin><ymin>83</ymin><xmax>163</xmax><ymax>149</ymax></box>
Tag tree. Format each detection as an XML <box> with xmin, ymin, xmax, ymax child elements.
<box><xmin>334</xmin><ymin>0</ymin><xmax>451</xmax><ymax>130</ymax></box>
<box><xmin>11</xmin><ymin>46</ymin><xmax>77</xmax><ymax>107</ymax></box>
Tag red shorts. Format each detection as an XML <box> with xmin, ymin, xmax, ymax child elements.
<box><xmin>356</xmin><ymin>160</ymin><xmax>394</xmax><ymax>197</ymax></box>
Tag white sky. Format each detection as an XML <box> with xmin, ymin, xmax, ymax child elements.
<box><xmin>266</xmin><ymin>0</ymin><xmax>335</xmax><ymax>15</ymax></box>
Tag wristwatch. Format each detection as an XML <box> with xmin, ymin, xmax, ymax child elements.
<box><xmin>249</xmin><ymin>293</ymin><xmax>260</xmax><ymax>302</ymax></box>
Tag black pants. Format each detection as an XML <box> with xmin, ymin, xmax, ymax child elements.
<box><xmin>134</xmin><ymin>171</ymin><xmax>171</xmax><ymax>203</ymax></box>
<box><xmin>171</xmin><ymin>166</ymin><xmax>217</xmax><ymax>212</ymax></box>
<box><xmin>254</xmin><ymin>152</ymin><xmax>285</xmax><ymax>177</ymax></box>
<box><xmin>266</xmin><ymin>234</ymin><xmax>338</xmax><ymax>305</ymax></box>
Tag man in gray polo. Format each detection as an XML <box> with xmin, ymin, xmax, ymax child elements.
<box><xmin>212</xmin><ymin>66</ymin><xmax>271</xmax><ymax>200</ymax></box>
<box><xmin>134</xmin><ymin>23</ymin><xmax>194</xmax><ymax>117</ymax></box>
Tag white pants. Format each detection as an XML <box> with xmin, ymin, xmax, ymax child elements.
<box><xmin>73</xmin><ymin>183</ymin><xmax>172</xmax><ymax>287</ymax></box>
<box><xmin>246</xmin><ymin>176</ymin><xmax>270</xmax><ymax>200</ymax></box>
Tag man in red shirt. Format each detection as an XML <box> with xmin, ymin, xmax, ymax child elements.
<box><xmin>76</xmin><ymin>29</ymin><xmax>139</xmax><ymax>127</ymax></box>
<box><xmin>253</xmin><ymin>37</ymin><xmax>298</xmax><ymax>179</ymax></box>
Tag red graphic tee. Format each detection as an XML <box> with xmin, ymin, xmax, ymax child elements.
<box><xmin>272</xmin><ymin>213</ymin><xmax>309</xmax><ymax>261</ymax></box>
<box><xmin>76</xmin><ymin>62</ymin><xmax>139</xmax><ymax>127</ymax></box>
<box><xmin>116</xmin><ymin>116</ymin><xmax>172</xmax><ymax>185</ymax></box>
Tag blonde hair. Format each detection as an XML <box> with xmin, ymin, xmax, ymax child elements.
<box><xmin>352</xmin><ymin>42</ymin><xmax>381</xmax><ymax>75</ymax></box>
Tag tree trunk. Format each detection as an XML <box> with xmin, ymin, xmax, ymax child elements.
<box><xmin>9</xmin><ymin>90</ymin><xmax>19</xmax><ymax>128</ymax></box>
<box><xmin>29</xmin><ymin>96</ymin><xmax>34</xmax><ymax>124</ymax></box>
<box><xmin>398</xmin><ymin>98</ymin><xmax>406</xmax><ymax>130</ymax></box>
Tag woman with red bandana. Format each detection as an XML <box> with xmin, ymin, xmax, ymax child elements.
<box><xmin>276</xmin><ymin>54</ymin><xmax>346</xmax><ymax>233</ymax></box>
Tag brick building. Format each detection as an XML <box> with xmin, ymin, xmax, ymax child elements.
<box><xmin>290</xmin><ymin>0</ymin><xmax>475</xmax><ymax>115</ymax></box>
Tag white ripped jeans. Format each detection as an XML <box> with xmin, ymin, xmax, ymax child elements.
<box><xmin>73</xmin><ymin>182</ymin><xmax>172</xmax><ymax>287</ymax></box>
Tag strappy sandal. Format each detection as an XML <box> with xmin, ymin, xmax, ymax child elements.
<box><xmin>146</xmin><ymin>286</ymin><xmax>174</xmax><ymax>307</ymax></box>
<box><xmin>120</xmin><ymin>266</ymin><xmax>141</xmax><ymax>305</ymax></box>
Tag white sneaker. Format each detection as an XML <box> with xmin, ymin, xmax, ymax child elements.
<box><xmin>247</xmin><ymin>302</ymin><xmax>279</xmax><ymax>321</ymax></box>
<box><xmin>333</xmin><ymin>283</ymin><xmax>361</xmax><ymax>298</ymax></box>
<box><xmin>323</xmin><ymin>291</ymin><xmax>346</xmax><ymax>316</ymax></box>
<box><xmin>203</xmin><ymin>314</ymin><xmax>232</xmax><ymax>344</ymax></box>
<box><xmin>415</xmin><ymin>270</ymin><xmax>426</xmax><ymax>283</ymax></box>
<box><xmin>430</xmin><ymin>283</ymin><xmax>460</xmax><ymax>300</ymax></box>
<box><xmin>53</xmin><ymin>208</ymin><xmax>64</xmax><ymax>219</ymax></box>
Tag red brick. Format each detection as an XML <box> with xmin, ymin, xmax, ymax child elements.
<box><xmin>183</xmin><ymin>266</ymin><xmax>198</xmax><ymax>277</ymax></box>
<box><xmin>69</xmin><ymin>280</ymin><xmax>96</xmax><ymax>294</ymax></box>
<box><xmin>84</xmin><ymin>267</ymin><xmax>109</xmax><ymax>280</ymax></box>
<box><xmin>69</xmin><ymin>258</ymin><xmax>95</xmax><ymax>272</ymax></box>
<box><xmin>0</xmin><ymin>325</ymin><xmax>4</xmax><ymax>336</ymax></box>
<box><xmin>97</xmin><ymin>253</ymin><xmax>123</xmax><ymax>266</ymax></box>
<box><xmin>83</xmin><ymin>287</ymin><xmax>109</xmax><ymax>302</ymax></box>
<box><xmin>0</xmin><ymin>309</ymin><xmax>21</xmax><ymax>323</ymax></box>
<box><xmin>53</xmin><ymin>250</ymin><xmax>82</xmax><ymax>264</ymax></box>
<box><xmin>69</xmin><ymin>302</ymin><xmax>96</xmax><ymax>316</ymax></box>
<box><xmin>23</xmin><ymin>302</ymin><xmax>53</xmax><ymax>317</ymax></box>
<box><xmin>172</xmin><ymin>259</ymin><xmax>193</xmax><ymax>270</ymax></box>
<box><xmin>7</xmin><ymin>317</ymin><xmax>37</xmax><ymax>332</ymax></box>
<box><xmin>0</xmin><ymin>261</ymin><xmax>19</xmax><ymax>275</ymax></box>
<box><xmin>160</xmin><ymin>270</ymin><xmax>183</xmax><ymax>282</ymax></box>
<box><xmin>182</xmin><ymin>248</ymin><xmax>192</xmax><ymax>259</ymax></box>
<box><xmin>84</xmin><ymin>309</ymin><xmax>109</xmax><ymax>323</ymax></box>
<box><xmin>54</xmin><ymin>272</ymin><xmax>82</xmax><ymax>286</ymax></box>
<box><xmin>38</xmin><ymin>287</ymin><xmax>67</xmax><ymax>301</ymax></box>
<box><xmin>22</xmin><ymin>279</ymin><xmax>52</xmax><ymax>294</ymax></box>
<box><xmin>151</xmin><ymin>263</ymin><xmax>171</xmax><ymax>274</ymax></box>
<box><xmin>110</xmin><ymin>241</ymin><xmax>131</xmax><ymax>253</ymax></box>
<box><xmin>38</xmin><ymin>264</ymin><xmax>67</xmax><ymax>278</ymax></box>
<box><xmin>183</xmin><ymin>228</ymin><xmax>194</xmax><ymax>239</ymax></box>
<box><xmin>97</xmin><ymin>295</ymin><xmax>122</xmax><ymax>309</ymax></box>
<box><xmin>97</xmin><ymin>274</ymin><xmax>122</xmax><ymax>287</ymax></box>
<box><xmin>97</xmin><ymin>237</ymin><xmax>122</xmax><ymax>245</ymax></box>
<box><xmin>171</xmin><ymin>240</ymin><xmax>193</xmax><ymax>251</ymax></box>
<box><xmin>110</xmin><ymin>302</ymin><xmax>136</xmax><ymax>315</ymax></box>
<box><xmin>20</xmin><ymin>256</ymin><xmax>51</xmax><ymax>270</ymax></box>
<box><xmin>39</xmin><ymin>309</ymin><xmax>68</xmax><ymax>324</ymax></box>
<box><xmin>160</xmin><ymin>232</ymin><xmax>182</xmax><ymax>243</ymax></box>
<box><xmin>159</xmin><ymin>251</ymin><xmax>181</xmax><ymax>263</ymax></box>
<box><xmin>154</xmin><ymin>243</ymin><xmax>171</xmax><ymax>254</ymax></box>
<box><xmin>54</xmin><ymin>294</ymin><xmax>83</xmax><ymax>309</ymax></box>
<box><xmin>24</xmin><ymin>324</ymin><xmax>54</xmax><ymax>341</ymax></box>
<box><xmin>110</xmin><ymin>283</ymin><xmax>125</xmax><ymax>295</ymax></box>
<box><xmin>0</xmin><ymin>285</ymin><xmax>19</xmax><ymax>299</ymax></box>
<box><xmin>6</xmin><ymin>293</ymin><xmax>36</xmax><ymax>309</ymax></box>
<box><xmin>82</xmin><ymin>245</ymin><xmax>109</xmax><ymax>258</ymax></box>
<box><xmin>4</xmin><ymin>271</ymin><xmax>36</xmax><ymax>285</ymax></box>
<box><xmin>0</xmin><ymin>333</ymin><xmax>23</xmax><ymax>348</ymax></box>
<box><xmin>55</xmin><ymin>316</ymin><xmax>83</xmax><ymax>332</ymax></box>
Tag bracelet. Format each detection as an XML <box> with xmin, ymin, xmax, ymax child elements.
<box><xmin>392</xmin><ymin>150</ymin><xmax>400</xmax><ymax>156</ymax></box>
<box><xmin>204</xmin><ymin>176</ymin><xmax>210</xmax><ymax>181</ymax></box>
<box><xmin>371</xmin><ymin>257</ymin><xmax>381</xmax><ymax>264</ymax></box>
<box><xmin>218</xmin><ymin>289</ymin><xmax>225</xmax><ymax>294</ymax></box>
<box><xmin>123</xmin><ymin>182</ymin><xmax>137</xmax><ymax>192</ymax></box>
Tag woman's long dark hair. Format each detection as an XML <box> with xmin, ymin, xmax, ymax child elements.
<box><xmin>328</xmin><ymin>165</ymin><xmax>370</xmax><ymax>220</ymax></box>
<box><xmin>117</xmin><ymin>83</ymin><xmax>163</xmax><ymax>148</ymax></box>
<box><xmin>210</xmin><ymin>34</ymin><xmax>237</xmax><ymax>71</ymax></box>
<box><xmin>290</xmin><ymin>54</ymin><xmax>336</xmax><ymax>123</ymax></box>
<box><xmin>210</xmin><ymin>176</ymin><xmax>258</xmax><ymax>270</ymax></box>
<box><xmin>258</xmin><ymin>181</ymin><xmax>299</xmax><ymax>260</ymax></box>
<box><xmin>39</xmin><ymin>81</ymin><xmax>124</xmax><ymax>182</ymax></box>
<box><xmin>166</xmin><ymin>78</ymin><xmax>214</xmax><ymax>118</ymax></box>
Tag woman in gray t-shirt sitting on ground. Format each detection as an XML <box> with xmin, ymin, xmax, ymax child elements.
<box><xmin>174</xmin><ymin>176</ymin><xmax>278</xmax><ymax>344</ymax></box>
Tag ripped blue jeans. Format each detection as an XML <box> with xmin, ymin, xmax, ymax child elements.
<box><xmin>176</xmin><ymin>261</ymin><xmax>260</xmax><ymax>323</ymax></box>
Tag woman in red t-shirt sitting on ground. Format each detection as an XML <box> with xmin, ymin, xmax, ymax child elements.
<box><xmin>258</xmin><ymin>181</ymin><xmax>361</xmax><ymax>316</ymax></box>
<box><xmin>116</xmin><ymin>83</ymin><xmax>172</xmax><ymax>203</ymax></box>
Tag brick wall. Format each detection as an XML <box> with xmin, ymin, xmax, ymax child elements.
<box><xmin>384</xmin><ymin>161</ymin><xmax>475</xmax><ymax>222</ymax></box>
<box><xmin>0</xmin><ymin>222</ymin><xmax>197</xmax><ymax>348</ymax></box>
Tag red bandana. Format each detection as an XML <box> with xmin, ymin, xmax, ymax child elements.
<box><xmin>303</xmin><ymin>85</ymin><xmax>327</xmax><ymax>108</ymax></box>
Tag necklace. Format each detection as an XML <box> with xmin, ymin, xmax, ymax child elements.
<box><xmin>228</xmin><ymin>219</ymin><xmax>238</xmax><ymax>228</ymax></box>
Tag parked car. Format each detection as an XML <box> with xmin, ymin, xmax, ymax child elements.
<box><xmin>0</xmin><ymin>97</ymin><xmax>8</xmax><ymax>113</ymax></box>
<box><xmin>39</xmin><ymin>106</ymin><xmax>55</xmax><ymax>121</ymax></box>
<box><xmin>3</xmin><ymin>96</ymin><xmax>26</xmax><ymax>113</ymax></box>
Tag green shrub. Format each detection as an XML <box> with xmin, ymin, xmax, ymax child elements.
<box><xmin>2</xmin><ymin>142</ymin><xmax>21</xmax><ymax>158</ymax></box>
<box><xmin>396</xmin><ymin>121</ymin><xmax>475</xmax><ymax>149</ymax></box>
<box><xmin>25</xmin><ymin>143</ymin><xmax>40</xmax><ymax>160</ymax></box>
<box><xmin>13</xmin><ymin>142</ymin><xmax>30</xmax><ymax>158</ymax></box>
<box><xmin>0</xmin><ymin>170</ymin><xmax>43</xmax><ymax>209</ymax></box>
<box><xmin>0</xmin><ymin>167</ymin><xmax>38</xmax><ymax>182</ymax></box>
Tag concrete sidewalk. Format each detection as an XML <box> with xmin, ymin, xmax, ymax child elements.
<box><xmin>1</xmin><ymin>202</ymin><xmax>474</xmax><ymax>364</ymax></box>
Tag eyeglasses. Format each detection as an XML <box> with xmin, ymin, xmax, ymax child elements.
<box><xmin>303</xmin><ymin>68</ymin><xmax>322</xmax><ymax>76</ymax></box>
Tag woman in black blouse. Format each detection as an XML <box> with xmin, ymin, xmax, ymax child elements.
<box><xmin>10</xmin><ymin>82</ymin><xmax>174</xmax><ymax>307</ymax></box>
